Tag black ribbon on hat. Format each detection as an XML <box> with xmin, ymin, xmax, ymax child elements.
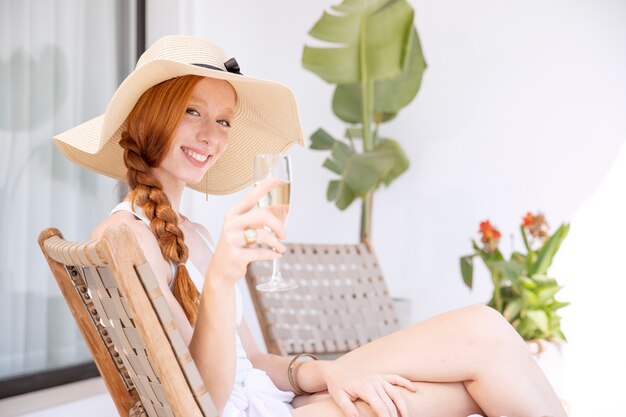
<box><xmin>192</xmin><ymin>57</ymin><xmax>243</xmax><ymax>75</ymax></box>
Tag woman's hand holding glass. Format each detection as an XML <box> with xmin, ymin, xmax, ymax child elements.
<box><xmin>322</xmin><ymin>363</ymin><xmax>417</xmax><ymax>417</ymax></box>
<box><xmin>207</xmin><ymin>179</ymin><xmax>287</xmax><ymax>285</ymax></box>
<box><xmin>254</xmin><ymin>154</ymin><xmax>296</xmax><ymax>291</ymax></box>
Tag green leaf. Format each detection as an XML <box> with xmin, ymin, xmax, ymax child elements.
<box><xmin>515</xmin><ymin>317</ymin><xmax>538</xmax><ymax>340</ymax></box>
<box><xmin>374</xmin><ymin>27</ymin><xmax>427</xmax><ymax>113</ymax></box>
<box><xmin>345</xmin><ymin>127</ymin><xmax>362</xmax><ymax>140</ymax></box>
<box><xmin>522</xmin><ymin>287</ymin><xmax>539</xmax><ymax>307</ymax></box>
<box><xmin>333</xmin><ymin>84</ymin><xmax>364</xmax><ymax>123</ymax></box>
<box><xmin>323</xmin><ymin>158</ymin><xmax>342</xmax><ymax>175</ymax></box>
<box><xmin>303</xmin><ymin>0</ymin><xmax>416</xmax><ymax>84</ymax></box>
<box><xmin>373</xmin><ymin>110</ymin><xmax>397</xmax><ymax>124</ymax></box>
<box><xmin>549</xmin><ymin>300</ymin><xmax>570</xmax><ymax>310</ymax></box>
<box><xmin>503</xmin><ymin>299</ymin><xmax>522</xmax><ymax>321</ymax></box>
<box><xmin>342</xmin><ymin>139</ymin><xmax>409</xmax><ymax>194</ymax></box>
<box><xmin>327</xmin><ymin>180</ymin><xmax>340</xmax><ymax>201</ymax></box>
<box><xmin>518</xmin><ymin>276</ymin><xmax>538</xmax><ymax>290</ymax></box>
<box><xmin>537</xmin><ymin>284</ymin><xmax>561</xmax><ymax>304</ymax></box>
<box><xmin>460</xmin><ymin>256</ymin><xmax>474</xmax><ymax>289</ymax></box>
<box><xmin>331</xmin><ymin>139</ymin><xmax>353</xmax><ymax>167</ymax></box>
<box><xmin>332</xmin><ymin>28</ymin><xmax>427</xmax><ymax>124</ymax></box>
<box><xmin>310</xmin><ymin>128</ymin><xmax>338</xmax><ymax>150</ymax></box>
<box><xmin>363</xmin><ymin>0</ymin><xmax>415</xmax><ymax>80</ymax></box>
<box><xmin>511</xmin><ymin>252</ymin><xmax>527</xmax><ymax>269</ymax></box>
<box><xmin>531</xmin><ymin>224</ymin><xmax>570</xmax><ymax>275</ymax></box>
<box><xmin>308</xmin><ymin>11</ymin><xmax>361</xmax><ymax>44</ymax></box>
<box><xmin>322</xmin><ymin>139</ymin><xmax>410</xmax><ymax>210</ymax></box>
<box><xmin>472</xmin><ymin>240</ymin><xmax>505</xmax><ymax>265</ymax></box>
<box><xmin>531</xmin><ymin>274</ymin><xmax>557</xmax><ymax>285</ymax></box>
<box><xmin>380</xmin><ymin>139</ymin><xmax>410</xmax><ymax>185</ymax></box>
<box><xmin>343</xmin><ymin>154</ymin><xmax>388</xmax><ymax>194</ymax></box>
<box><xmin>491</xmin><ymin>259</ymin><xmax>525</xmax><ymax>281</ymax></box>
<box><xmin>302</xmin><ymin>45</ymin><xmax>360</xmax><ymax>84</ymax></box>
<box><xmin>526</xmin><ymin>310</ymin><xmax>549</xmax><ymax>334</ymax></box>
<box><xmin>333</xmin><ymin>83</ymin><xmax>399</xmax><ymax>124</ymax></box>
<box><xmin>335</xmin><ymin>181</ymin><xmax>357</xmax><ymax>209</ymax></box>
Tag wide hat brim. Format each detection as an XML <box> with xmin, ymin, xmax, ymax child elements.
<box><xmin>53</xmin><ymin>40</ymin><xmax>304</xmax><ymax>195</ymax></box>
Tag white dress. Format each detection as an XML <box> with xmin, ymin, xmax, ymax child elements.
<box><xmin>111</xmin><ymin>201</ymin><xmax>294</xmax><ymax>417</ymax></box>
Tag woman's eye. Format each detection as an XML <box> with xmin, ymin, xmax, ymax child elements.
<box><xmin>186</xmin><ymin>108</ymin><xmax>200</xmax><ymax>116</ymax></box>
<box><xmin>218</xmin><ymin>119</ymin><xmax>231</xmax><ymax>127</ymax></box>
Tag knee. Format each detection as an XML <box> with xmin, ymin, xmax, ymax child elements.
<box><xmin>465</xmin><ymin>304</ymin><xmax>506</xmax><ymax>324</ymax></box>
<box><xmin>461</xmin><ymin>304</ymin><xmax>523</xmax><ymax>346</ymax></box>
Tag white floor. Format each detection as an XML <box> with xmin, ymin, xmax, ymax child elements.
<box><xmin>0</xmin><ymin>377</ymin><xmax>116</xmax><ymax>417</ymax></box>
<box><xmin>20</xmin><ymin>393</ymin><xmax>116</xmax><ymax>417</ymax></box>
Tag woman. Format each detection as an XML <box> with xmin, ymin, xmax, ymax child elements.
<box><xmin>54</xmin><ymin>36</ymin><xmax>566</xmax><ymax>417</ymax></box>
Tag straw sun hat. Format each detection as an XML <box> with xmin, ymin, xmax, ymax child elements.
<box><xmin>53</xmin><ymin>35</ymin><xmax>304</xmax><ymax>195</ymax></box>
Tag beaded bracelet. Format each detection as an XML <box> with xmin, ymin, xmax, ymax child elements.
<box><xmin>287</xmin><ymin>353</ymin><xmax>319</xmax><ymax>395</ymax></box>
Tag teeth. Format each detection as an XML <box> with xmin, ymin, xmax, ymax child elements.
<box><xmin>183</xmin><ymin>148</ymin><xmax>209</xmax><ymax>162</ymax></box>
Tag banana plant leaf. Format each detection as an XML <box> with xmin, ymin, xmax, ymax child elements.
<box><xmin>324</xmin><ymin>138</ymin><xmax>410</xmax><ymax>210</ymax></box>
<box><xmin>310</xmin><ymin>128</ymin><xmax>339</xmax><ymax>151</ymax></box>
<box><xmin>332</xmin><ymin>27</ymin><xmax>426</xmax><ymax>123</ymax></box>
<box><xmin>302</xmin><ymin>0</ymin><xmax>415</xmax><ymax>84</ymax></box>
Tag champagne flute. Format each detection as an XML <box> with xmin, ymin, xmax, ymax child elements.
<box><xmin>254</xmin><ymin>154</ymin><xmax>297</xmax><ymax>292</ymax></box>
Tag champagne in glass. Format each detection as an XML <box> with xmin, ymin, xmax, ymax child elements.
<box><xmin>257</xmin><ymin>181</ymin><xmax>291</xmax><ymax>225</ymax></box>
<box><xmin>254</xmin><ymin>154</ymin><xmax>297</xmax><ymax>292</ymax></box>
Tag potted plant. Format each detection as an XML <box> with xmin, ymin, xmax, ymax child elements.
<box><xmin>302</xmin><ymin>0</ymin><xmax>427</xmax><ymax>245</ymax></box>
<box><xmin>460</xmin><ymin>212</ymin><xmax>570</xmax><ymax>342</ymax></box>
<box><xmin>460</xmin><ymin>212</ymin><xmax>570</xmax><ymax>394</ymax></box>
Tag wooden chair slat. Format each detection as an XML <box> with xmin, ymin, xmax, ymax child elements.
<box><xmin>38</xmin><ymin>225</ymin><xmax>218</xmax><ymax>417</ymax></box>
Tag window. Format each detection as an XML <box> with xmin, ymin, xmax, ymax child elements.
<box><xmin>0</xmin><ymin>0</ymin><xmax>144</xmax><ymax>397</ymax></box>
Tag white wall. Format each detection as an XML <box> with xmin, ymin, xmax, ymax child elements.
<box><xmin>145</xmin><ymin>1</ymin><xmax>626</xmax><ymax>415</ymax></box>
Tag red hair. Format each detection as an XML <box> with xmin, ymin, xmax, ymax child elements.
<box><xmin>119</xmin><ymin>75</ymin><xmax>204</xmax><ymax>325</ymax></box>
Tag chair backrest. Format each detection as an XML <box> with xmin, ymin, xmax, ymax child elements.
<box><xmin>38</xmin><ymin>224</ymin><xmax>217</xmax><ymax>417</ymax></box>
<box><xmin>246</xmin><ymin>242</ymin><xmax>400</xmax><ymax>356</ymax></box>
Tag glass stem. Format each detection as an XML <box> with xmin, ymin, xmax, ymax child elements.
<box><xmin>271</xmin><ymin>256</ymin><xmax>282</xmax><ymax>282</ymax></box>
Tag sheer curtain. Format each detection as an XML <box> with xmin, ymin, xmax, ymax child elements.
<box><xmin>0</xmin><ymin>0</ymin><xmax>134</xmax><ymax>380</ymax></box>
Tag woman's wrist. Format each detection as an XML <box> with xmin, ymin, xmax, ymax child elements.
<box><xmin>296</xmin><ymin>358</ymin><xmax>333</xmax><ymax>394</ymax></box>
<box><xmin>203</xmin><ymin>268</ymin><xmax>237</xmax><ymax>293</ymax></box>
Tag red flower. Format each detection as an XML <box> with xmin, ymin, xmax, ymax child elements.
<box><xmin>522</xmin><ymin>212</ymin><xmax>534</xmax><ymax>227</ymax></box>
<box><xmin>479</xmin><ymin>220</ymin><xmax>501</xmax><ymax>253</ymax></box>
<box><xmin>521</xmin><ymin>211</ymin><xmax>549</xmax><ymax>240</ymax></box>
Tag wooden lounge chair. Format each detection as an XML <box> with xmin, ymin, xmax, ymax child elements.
<box><xmin>38</xmin><ymin>224</ymin><xmax>217</xmax><ymax>417</ymax></box>
<box><xmin>246</xmin><ymin>243</ymin><xmax>400</xmax><ymax>357</ymax></box>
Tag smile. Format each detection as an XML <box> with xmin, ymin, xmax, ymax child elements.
<box><xmin>181</xmin><ymin>146</ymin><xmax>210</xmax><ymax>164</ymax></box>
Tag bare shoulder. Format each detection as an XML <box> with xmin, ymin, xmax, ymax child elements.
<box><xmin>189</xmin><ymin>220</ymin><xmax>216</xmax><ymax>247</ymax></box>
<box><xmin>90</xmin><ymin>210</ymin><xmax>150</xmax><ymax>241</ymax></box>
<box><xmin>91</xmin><ymin>211</ymin><xmax>171</xmax><ymax>284</ymax></box>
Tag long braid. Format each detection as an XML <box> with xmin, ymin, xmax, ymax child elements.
<box><xmin>119</xmin><ymin>75</ymin><xmax>204</xmax><ymax>325</ymax></box>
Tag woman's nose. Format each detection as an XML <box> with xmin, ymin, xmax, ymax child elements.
<box><xmin>197</xmin><ymin>121</ymin><xmax>219</xmax><ymax>145</ymax></box>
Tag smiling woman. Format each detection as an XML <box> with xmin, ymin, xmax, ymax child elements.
<box><xmin>115</xmin><ymin>75</ymin><xmax>237</xmax><ymax>324</ymax></box>
<box><xmin>48</xmin><ymin>35</ymin><xmax>567</xmax><ymax>417</ymax></box>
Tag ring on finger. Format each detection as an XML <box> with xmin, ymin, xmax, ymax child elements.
<box><xmin>243</xmin><ymin>228</ymin><xmax>258</xmax><ymax>246</ymax></box>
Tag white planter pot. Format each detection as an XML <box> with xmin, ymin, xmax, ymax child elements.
<box><xmin>527</xmin><ymin>339</ymin><xmax>564</xmax><ymax>398</ymax></box>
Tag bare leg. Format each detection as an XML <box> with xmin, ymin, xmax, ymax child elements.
<box><xmin>297</xmin><ymin>305</ymin><xmax>565</xmax><ymax>417</ymax></box>
<box><xmin>293</xmin><ymin>382</ymin><xmax>483</xmax><ymax>417</ymax></box>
